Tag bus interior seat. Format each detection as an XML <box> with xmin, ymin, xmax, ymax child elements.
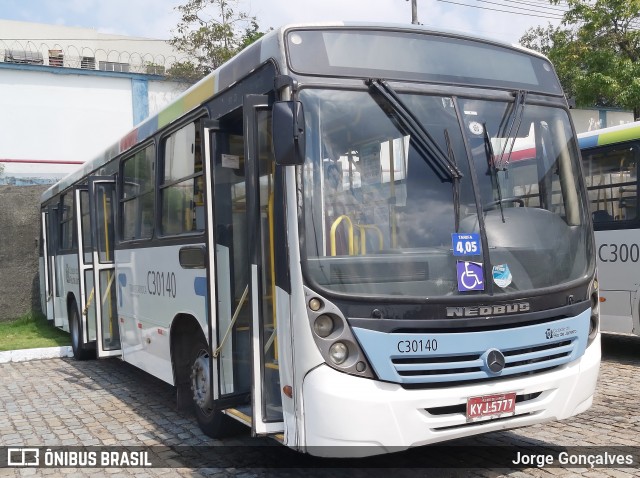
<box><xmin>592</xmin><ymin>210</ymin><xmax>613</xmax><ymax>223</ymax></box>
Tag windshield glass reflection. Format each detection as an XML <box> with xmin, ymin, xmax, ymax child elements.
<box><xmin>300</xmin><ymin>88</ymin><xmax>592</xmax><ymax>299</ymax></box>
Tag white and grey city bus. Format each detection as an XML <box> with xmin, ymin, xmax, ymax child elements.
<box><xmin>40</xmin><ymin>23</ymin><xmax>600</xmax><ymax>456</ymax></box>
<box><xmin>580</xmin><ymin>121</ymin><xmax>640</xmax><ymax>336</ymax></box>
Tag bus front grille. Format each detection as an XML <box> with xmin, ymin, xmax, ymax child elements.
<box><xmin>390</xmin><ymin>339</ymin><xmax>575</xmax><ymax>385</ymax></box>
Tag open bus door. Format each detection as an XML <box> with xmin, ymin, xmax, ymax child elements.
<box><xmin>41</xmin><ymin>207</ymin><xmax>56</xmax><ymax>323</ymax></box>
<box><xmin>244</xmin><ymin>95</ymin><xmax>285</xmax><ymax>435</ymax></box>
<box><xmin>87</xmin><ymin>176</ymin><xmax>121</xmax><ymax>358</ymax></box>
<box><xmin>75</xmin><ymin>186</ymin><xmax>97</xmax><ymax>349</ymax></box>
<box><xmin>46</xmin><ymin>203</ymin><xmax>64</xmax><ymax>327</ymax></box>
<box><xmin>202</xmin><ymin>95</ymin><xmax>284</xmax><ymax>436</ymax></box>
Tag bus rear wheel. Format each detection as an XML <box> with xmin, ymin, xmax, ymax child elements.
<box><xmin>189</xmin><ymin>337</ymin><xmax>245</xmax><ymax>438</ymax></box>
<box><xmin>69</xmin><ymin>303</ymin><xmax>95</xmax><ymax>361</ymax></box>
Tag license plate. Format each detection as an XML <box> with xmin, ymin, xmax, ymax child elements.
<box><xmin>466</xmin><ymin>392</ymin><xmax>516</xmax><ymax>422</ymax></box>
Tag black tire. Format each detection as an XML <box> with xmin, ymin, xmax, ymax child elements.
<box><xmin>69</xmin><ymin>303</ymin><xmax>95</xmax><ymax>361</ymax></box>
<box><xmin>189</xmin><ymin>336</ymin><xmax>246</xmax><ymax>438</ymax></box>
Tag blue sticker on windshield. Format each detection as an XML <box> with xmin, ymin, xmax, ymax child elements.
<box><xmin>493</xmin><ymin>264</ymin><xmax>513</xmax><ymax>288</ymax></box>
<box><xmin>457</xmin><ymin>261</ymin><xmax>484</xmax><ymax>292</ymax></box>
<box><xmin>452</xmin><ymin>233</ymin><xmax>481</xmax><ymax>256</ymax></box>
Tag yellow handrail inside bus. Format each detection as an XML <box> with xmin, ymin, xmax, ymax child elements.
<box><xmin>267</xmin><ymin>168</ymin><xmax>277</xmax><ymax>359</ymax></box>
<box><xmin>102</xmin><ymin>189</ymin><xmax>114</xmax><ymax>342</ymax></box>
<box><xmin>330</xmin><ymin>215</ymin><xmax>355</xmax><ymax>256</ymax></box>
<box><xmin>213</xmin><ymin>285</ymin><xmax>249</xmax><ymax>358</ymax></box>
<box><xmin>83</xmin><ymin>287</ymin><xmax>95</xmax><ymax>316</ymax></box>
<box><xmin>357</xmin><ymin>224</ymin><xmax>384</xmax><ymax>254</ymax></box>
<box><xmin>102</xmin><ymin>273</ymin><xmax>115</xmax><ymax>308</ymax></box>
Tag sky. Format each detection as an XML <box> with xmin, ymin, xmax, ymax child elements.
<box><xmin>0</xmin><ymin>0</ymin><xmax>565</xmax><ymax>46</ymax></box>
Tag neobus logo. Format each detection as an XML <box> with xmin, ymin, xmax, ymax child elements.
<box><xmin>446</xmin><ymin>302</ymin><xmax>531</xmax><ymax>317</ymax></box>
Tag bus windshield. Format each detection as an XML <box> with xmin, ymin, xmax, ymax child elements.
<box><xmin>300</xmin><ymin>88</ymin><xmax>593</xmax><ymax>298</ymax></box>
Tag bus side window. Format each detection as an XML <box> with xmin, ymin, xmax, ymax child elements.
<box><xmin>59</xmin><ymin>192</ymin><xmax>75</xmax><ymax>251</ymax></box>
<box><xmin>121</xmin><ymin>144</ymin><xmax>155</xmax><ymax>241</ymax></box>
<box><xmin>160</xmin><ymin>119</ymin><xmax>204</xmax><ymax>236</ymax></box>
<box><xmin>584</xmin><ymin>145</ymin><xmax>639</xmax><ymax>224</ymax></box>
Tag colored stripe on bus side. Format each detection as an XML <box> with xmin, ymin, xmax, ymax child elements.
<box><xmin>138</xmin><ymin>115</ymin><xmax>159</xmax><ymax>143</ymax></box>
<box><xmin>597</xmin><ymin>124</ymin><xmax>640</xmax><ymax>146</ymax></box>
<box><xmin>158</xmin><ymin>76</ymin><xmax>217</xmax><ymax>129</ymax></box>
<box><xmin>579</xmin><ymin>124</ymin><xmax>640</xmax><ymax>149</ymax></box>
<box><xmin>578</xmin><ymin>135</ymin><xmax>599</xmax><ymax>149</ymax></box>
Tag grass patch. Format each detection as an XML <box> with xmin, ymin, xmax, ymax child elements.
<box><xmin>0</xmin><ymin>311</ymin><xmax>70</xmax><ymax>351</ymax></box>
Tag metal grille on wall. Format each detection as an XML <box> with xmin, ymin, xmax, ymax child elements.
<box><xmin>0</xmin><ymin>40</ymin><xmax>188</xmax><ymax>75</ymax></box>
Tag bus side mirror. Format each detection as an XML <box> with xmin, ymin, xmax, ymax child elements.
<box><xmin>272</xmin><ymin>101</ymin><xmax>305</xmax><ymax>166</ymax></box>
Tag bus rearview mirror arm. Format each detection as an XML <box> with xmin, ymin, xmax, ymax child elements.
<box><xmin>272</xmin><ymin>101</ymin><xmax>305</xmax><ymax>166</ymax></box>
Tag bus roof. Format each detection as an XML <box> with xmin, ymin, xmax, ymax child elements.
<box><xmin>41</xmin><ymin>22</ymin><xmax>548</xmax><ymax>203</ymax></box>
<box><xmin>578</xmin><ymin>121</ymin><xmax>640</xmax><ymax>150</ymax></box>
<box><xmin>40</xmin><ymin>24</ymin><xmax>285</xmax><ymax>203</ymax></box>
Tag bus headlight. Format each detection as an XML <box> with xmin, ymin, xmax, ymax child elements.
<box><xmin>305</xmin><ymin>287</ymin><xmax>375</xmax><ymax>379</ymax></box>
<box><xmin>313</xmin><ymin>315</ymin><xmax>334</xmax><ymax>338</ymax></box>
<box><xmin>329</xmin><ymin>342</ymin><xmax>349</xmax><ymax>365</ymax></box>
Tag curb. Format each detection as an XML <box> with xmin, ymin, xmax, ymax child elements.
<box><xmin>0</xmin><ymin>346</ymin><xmax>74</xmax><ymax>364</ymax></box>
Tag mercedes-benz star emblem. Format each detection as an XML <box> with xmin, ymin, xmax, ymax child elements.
<box><xmin>486</xmin><ymin>349</ymin><xmax>506</xmax><ymax>374</ymax></box>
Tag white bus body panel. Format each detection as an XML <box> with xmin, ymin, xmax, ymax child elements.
<box><xmin>301</xmin><ymin>335</ymin><xmax>601</xmax><ymax>456</ymax></box>
<box><xmin>115</xmin><ymin>244</ymin><xmax>208</xmax><ymax>385</ymax></box>
<box><xmin>53</xmin><ymin>252</ymin><xmax>81</xmax><ymax>332</ymax></box>
<box><xmin>598</xmin><ymin>290</ymin><xmax>634</xmax><ymax>334</ymax></box>
<box><xmin>594</xmin><ymin>229</ymin><xmax>640</xmax><ymax>335</ymax></box>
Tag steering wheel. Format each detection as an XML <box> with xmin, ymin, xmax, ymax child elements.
<box><xmin>484</xmin><ymin>197</ymin><xmax>525</xmax><ymax>211</ymax></box>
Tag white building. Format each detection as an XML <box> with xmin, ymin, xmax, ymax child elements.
<box><xmin>571</xmin><ymin>107</ymin><xmax>634</xmax><ymax>134</ymax></box>
<box><xmin>0</xmin><ymin>19</ymin><xmax>192</xmax><ymax>184</ymax></box>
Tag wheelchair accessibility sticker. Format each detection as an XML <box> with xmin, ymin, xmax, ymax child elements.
<box><xmin>457</xmin><ymin>261</ymin><xmax>484</xmax><ymax>291</ymax></box>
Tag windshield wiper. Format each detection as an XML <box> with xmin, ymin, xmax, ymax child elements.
<box><xmin>444</xmin><ymin>129</ymin><xmax>461</xmax><ymax>230</ymax></box>
<box><xmin>366</xmin><ymin>79</ymin><xmax>462</xmax><ymax>182</ymax></box>
<box><xmin>483</xmin><ymin>122</ymin><xmax>506</xmax><ymax>222</ymax></box>
<box><xmin>497</xmin><ymin>89</ymin><xmax>528</xmax><ymax>170</ymax></box>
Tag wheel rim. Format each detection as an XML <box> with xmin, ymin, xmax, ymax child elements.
<box><xmin>191</xmin><ymin>350</ymin><xmax>212</xmax><ymax>412</ymax></box>
<box><xmin>71</xmin><ymin>313</ymin><xmax>80</xmax><ymax>351</ymax></box>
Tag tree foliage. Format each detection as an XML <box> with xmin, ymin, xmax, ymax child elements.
<box><xmin>168</xmin><ymin>0</ymin><xmax>268</xmax><ymax>82</ymax></box>
<box><xmin>519</xmin><ymin>0</ymin><xmax>640</xmax><ymax>117</ymax></box>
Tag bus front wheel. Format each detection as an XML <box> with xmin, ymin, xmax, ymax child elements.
<box><xmin>189</xmin><ymin>337</ymin><xmax>244</xmax><ymax>438</ymax></box>
<box><xmin>69</xmin><ymin>303</ymin><xmax>95</xmax><ymax>361</ymax></box>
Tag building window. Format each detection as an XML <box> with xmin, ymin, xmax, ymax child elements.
<box><xmin>48</xmin><ymin>50</ymin><xmax>63</xmax><ymax>67</ymax></box>
<box><xmin>4</xmin><ymin>49</ymin><xmax>43</xmax><ymax>65</ymax></box>
<box><xmin>81</xmin><ymin>56</ymin><xmax>96</xmax><ymax>70</ymax></box>
<box><xmin>160</xmin><ymin>120</ymin><xmax>204</xmax><ymax>235</ymax></box>
<box><xmin>99</xmin><ymin>61</ymin><xmax>130</xmax><ymax>73</ymax></box>
<box><xmin>121</xmin><ymin>145</ymin><xmax>156</xmax><ymax>240</ymax></box>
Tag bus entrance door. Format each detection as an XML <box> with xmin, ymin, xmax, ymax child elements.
<box><xmin>204</xmin><ymin>95</ymin><xmax>284</xmax><ymax>436</ymax></box>
<box><xmin>88</xmin><ymin>177</ymin><xmax>122</xmax><ymax>358</ymax></box>
<box><xmin>244</xmin><ymin>95</ymin><xmax>285</xmax><ymax>435</ymax></box>
<box><xmin>75</xmin><ymin>187</ymin><xmax>97</xmax><ymax>349</ymax></box>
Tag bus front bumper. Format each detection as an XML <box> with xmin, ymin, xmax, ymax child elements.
<box><xmin>301</xmin><ymin>334</ymin><xmax>600</xmax><ymax>457</ymax></box>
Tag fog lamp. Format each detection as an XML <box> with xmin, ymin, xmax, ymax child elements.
<box><xmin>329</xmin><ymin>342</ymin><xmax>348</xmax><ymax>365</ymax></box>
